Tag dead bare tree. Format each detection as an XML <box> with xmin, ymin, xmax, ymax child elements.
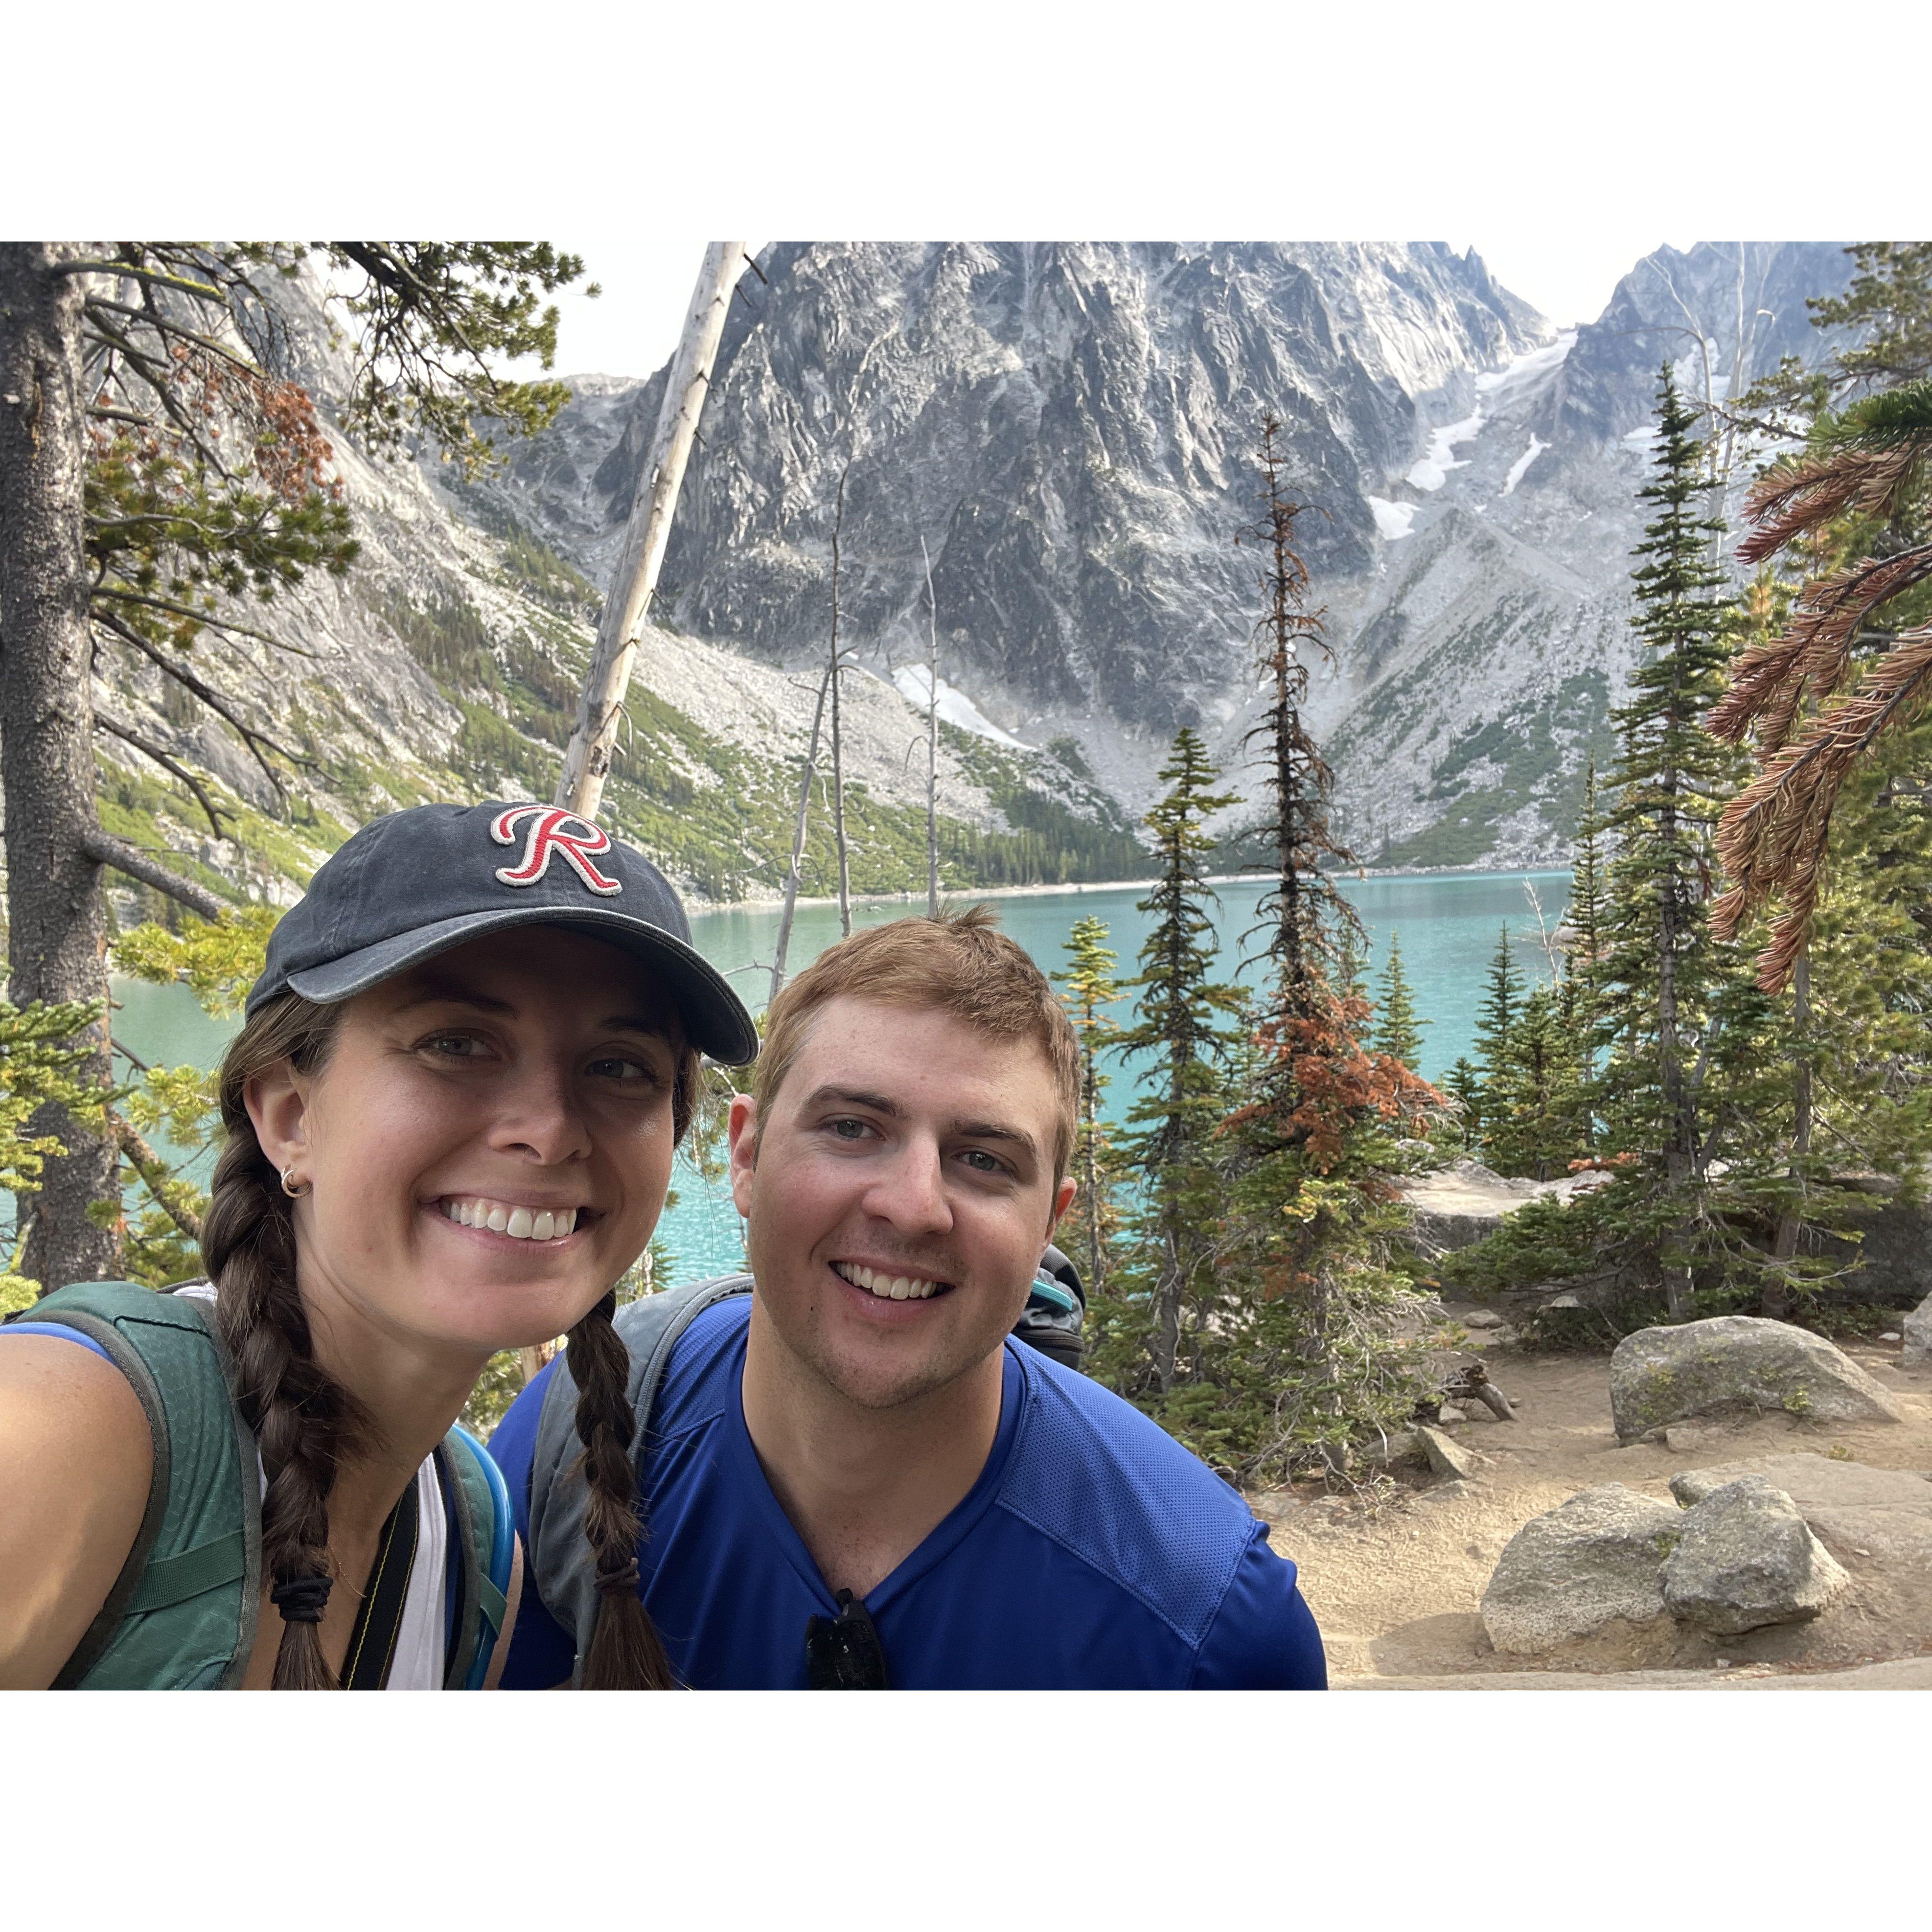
<box><xmin>920</xmin><ymin>535</ymin><xmax>941</xmax><ymax>917</ymax></box>
<box><xmin>557</xmin><ymin>242</ymin><xmax>747</xmax><ymax>820</ymax></box>
<box><xmin>828</xmin><ymin>462</ymin><xmax>853</xmax><ymax>936</ymax></box>
<box><xmin>768</xmin><ymin>662</ymin><xmax>834</xmax><ymax>1005</ymax></box>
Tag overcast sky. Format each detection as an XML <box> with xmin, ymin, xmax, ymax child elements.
<box><xmin>539</xmin><ymin>237</ymin><xmax>1696</xmax><ymax>383</ymax></box>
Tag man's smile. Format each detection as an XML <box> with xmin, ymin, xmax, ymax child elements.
<box><xmin>831</xmin><ymin>1260</ymin><xmax>954</xmax><ymax>1302</ymax></box>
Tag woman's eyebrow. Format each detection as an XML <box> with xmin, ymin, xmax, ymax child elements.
<box><xmin>391</xmin><ymin>987</ymin><xmax>516</xmax><ymax>1017</ymax></box>
<box><xmin>598</xmin><ymin>1014</ymin><xmax>675</xmax><ymax>1040</ymax></box>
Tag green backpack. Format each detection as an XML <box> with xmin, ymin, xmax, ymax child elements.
<box><xmin>6</xmin><ymin>1281</ymin><xmax>514</xmax><ymax>1690</ymax></box>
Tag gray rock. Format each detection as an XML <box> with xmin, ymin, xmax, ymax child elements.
<box><xmin>1414</xmin><ymin>1424</ymin><xmax>1479</xmax><ymax>1481</ymax></box>
<box><xmin>1670</xmin><ymin>1453</ymin><xmax>1932</xmax><ymax>1511</ymax></box>
<box><xmin>1461</xmin><ymin>1309</ymin><xmax>1506</xmax><ymax>1330</ymax></box>
<box><xmin>1609</xmin><ymin>1316</ymin><xmax>1906</xmax><ymax>1442</ymax></box>
<box><xmin>1660</xmin><ymin>1477</ymin><xmax>1850</xmax><ymax>1635</ymax></box>
<box><xmin>1359</xmin><ymin>1429</ymin><xmax>1422</xmax><ymax>1468</ymax></box>
<box><xmin>1904</xmin><ymin>1291</ymin><xmax>1932</xmax><ymax>1369</ymax></box>
<box><xmin>1665</xmin><ymin>1423</ymin><xmax>1716</xmax><ymax>1453</ymax></box>
<box><xmin>1480</xmin><ymin>1484</ymin><xmax>1683</xmax><ymax>1661</ymax></box>
<box><xmin>1437</xmin><ymin>1404</ymin><xmax>1469</xmax><ymax>1425</ymax></box>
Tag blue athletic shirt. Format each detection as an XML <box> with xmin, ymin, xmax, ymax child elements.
<box><xmin>488</xmin><ymin>1295</ymin><xmax>1327</xmax><ymax>1690</ymax></box>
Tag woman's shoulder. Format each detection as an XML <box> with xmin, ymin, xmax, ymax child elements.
<box><xmin>0</xmin><ymin>1329</ymin><xmax>156</xmax><ymax>1688</ymax></box>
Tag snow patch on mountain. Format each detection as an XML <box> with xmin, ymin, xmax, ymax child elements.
<box><xmin>1502</xmin><ymin>436</ymin><xmax>1549</xmax><ymax>495</ymax></box>
<box><xmin>890</xmin><ymin>665</ymin><xmax>1031</xmax><ymax>749</ymax></box>
<box><xmin>1407</xmin><ymin>412</ymin><xmax>1486</xmax><ymax>491</ymax></box>
<box><xmin>1368</xmin><ymin>497</ymin><xmax>1418</xmax><ymax>540</ymax></box>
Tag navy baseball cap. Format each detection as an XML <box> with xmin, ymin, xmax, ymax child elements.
<box><xmin>247</xmin><ymin>802</ymin><xmax>759</xmax><ymax>1065</ymax></box>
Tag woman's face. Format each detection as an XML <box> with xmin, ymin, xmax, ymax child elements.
<box><xmin>247</xmin><ymin>927</ymin><xmax>686</xmax><ymax>1364</ymax></box>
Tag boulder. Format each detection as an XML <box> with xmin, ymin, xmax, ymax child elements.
<box><xmin>1670</xmin><ymin>1454</ymin><xmax>1932</xmax><ymax>1510</ymax></box>
<box><xmin>1399</xmin><ymin>1160</ymin><xmax>1613</xmax><ymax>1258</ymax></box>
<box><xmin>1414</xmin><ymin>1423</ymin><xmax>1478</xmax><ymax>1481</ymax></box>
<box><xmin>1660</xmin><ymin>1476</ymin><xmax>1850</xmax><ymax>1635</ymax></box>
<box><xmin>1609</xmin><ymin>1316</ymin><xmax>1905</xmax><ymax>1443</ymax></box>
<box><xmin>1480</xmin><ymin>1484</ymin><xmax>1682</xmax><ymax>1663</ymax></box>
<box><xmin>1904</xmin><ymin>1291</ymin><xmax>1932</xmax><ymax>1370</ymax></box>
<box><xmin>1460</xmin><ymin>1309</ymin><xmax>1506</xmax><ymax>1331</ymax></box>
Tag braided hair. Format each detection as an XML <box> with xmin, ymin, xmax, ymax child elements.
<box><xmin>205</xmin><ymin>989</ymin><xmax>697</xmax><ymax>1691</ymax></box>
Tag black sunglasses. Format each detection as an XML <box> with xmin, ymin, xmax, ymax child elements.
<box><xmin>805</xmin><ymin>1589</ymin><xmax>890</xmax><ymax>1690</ymax></box>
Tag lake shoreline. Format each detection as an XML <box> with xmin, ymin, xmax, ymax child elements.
<box><xmin>697</xmin><ymin>862</ymin><xmax>1575</xmax><ymax>915</ymax></box>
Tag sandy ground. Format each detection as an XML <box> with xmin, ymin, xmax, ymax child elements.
<box><xmin>1260</xmin><ymin>1319</ymin><xmax>1932</xmax><ymax>1688</ymax></box>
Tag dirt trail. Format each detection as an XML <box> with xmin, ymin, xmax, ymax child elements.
<box><xmin>1259</xmin><ymin>1319</ymin><xmax>1932</xmax><ymax>1686</ymax></box>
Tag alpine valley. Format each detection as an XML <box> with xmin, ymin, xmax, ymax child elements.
<box><xmin>87</xmin><ymin>241</ymin><xmax>1859</xmax><ymax>913</ymax></box>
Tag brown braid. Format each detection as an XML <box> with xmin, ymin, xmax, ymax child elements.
<box><xmin>564</xmin><ymin>1044</ymin><xmax>702</xmax><ymax>1691</ymax></box>
<box><xmin>203</xmin><ymin>992</ymin><xmax>363</xmax><ymax>1691</ymax></box>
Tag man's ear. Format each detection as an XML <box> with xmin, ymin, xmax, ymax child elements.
<box><xmin>1047</xmin><ymin>1174</ymin><xmax>1077</xmax><ymax>1238</ymax></box>
<box><xmin>244</xmin><ymin>1059</ymin><xmax>312</xmax><ymax>1180</ymax></box>
<box><xmin>727</xmin><ymin>1092</ymin><xmax>760</xmax><ymax>1220</ymax></box>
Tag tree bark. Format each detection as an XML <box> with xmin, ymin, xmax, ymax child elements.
<box><xmin>555</xmin><ymin>242</ymin><xmax>744</xmax><ymax>823</ymax></box>
<box><xmin>0</xmin><ymin>244</ymin><xmax>123</xmax><ymax>1289</ymax></box>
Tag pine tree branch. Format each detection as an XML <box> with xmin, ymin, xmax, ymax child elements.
<box><xmin>93</xmin><ymin>607</ymin><xmax>302</xmax><ymax>788</ymax></box>
<box><xmin>111</xmin><ymin>1117</ymin><xmax>205</xmax><ymax>1243</ymax></box>
<box><xmin>92</xmin><ymin>708</ymin><xmax>231</xmax><ymax>838</ymax></box>
<box><xmin>53</xmin><ymin>260</ymin><xmax>226</xmax><ymax>302</ymax></box>
<box><xmin>80</xmin><ymin>831</ymin><xmax>225</xmax><ymax>920</ymax></box>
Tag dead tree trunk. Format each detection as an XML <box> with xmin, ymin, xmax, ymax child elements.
<box><xmin>556</xmin><ymin>241</ymin><xmax>745</xmax><ymax>822</ymax></box>
<box><xmin>828</xmin><ymin>465</ymin><xmax>851</xmax><ymax>937</ymax></box>
<box><xmin>920</xmin><ymin>535</ymin><xmax>940</xmax><ymax>918</ymax></box>
<box><xmin>768</xmin><ymin>662</ymin><xmax>833</xmax><ymax>1006</ymax></box>
<box><xmin>0</xmin><ymin>243</ymin><xmax>123</xmax><ymax>1289</ymax></box>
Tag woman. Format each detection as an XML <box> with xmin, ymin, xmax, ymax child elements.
<box><xmin>0</xmin><ymin>801</ymin><xmax>757</xmax><ymax>1690</ymax></box>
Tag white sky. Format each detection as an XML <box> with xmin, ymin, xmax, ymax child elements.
<box><xmin>540</xmin><ymin>236</ymin><xmax>1699</xmax><ymax>384</ymax></box>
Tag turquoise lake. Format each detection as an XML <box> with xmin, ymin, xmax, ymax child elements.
<box><xmin>103</xmin><ymin>867</ymin><xmax>1570</xmax><ymax>1285</ymax></box>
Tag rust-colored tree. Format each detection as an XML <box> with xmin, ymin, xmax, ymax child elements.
<box><xmin>1208</xmin><ymin>420</ymin><xmax>1440</xmax><ymax>1479</ymax></box>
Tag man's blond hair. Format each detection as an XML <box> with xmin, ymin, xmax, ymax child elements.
<box><xmin>754</xmin><ymin>906</ymin><xmax>1082</xmax><ymax>1181</ymax></box>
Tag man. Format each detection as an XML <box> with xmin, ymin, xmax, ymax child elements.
<box><xmin>488</xmin><ymin>908</ymin><xmax>1326</xmax><ymax>1689</ymax></box>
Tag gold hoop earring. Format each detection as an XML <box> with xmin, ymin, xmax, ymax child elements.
<box><xmin>280</xmin><ymin>1167</ymin><xmax>310</xmax><ymax>1198</ymax></box>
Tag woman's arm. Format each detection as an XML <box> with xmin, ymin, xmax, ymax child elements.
<box><xmin>0</xmin><ymin>1338</ymin><xmax>154</xmax><ymax>1689</ymax></box>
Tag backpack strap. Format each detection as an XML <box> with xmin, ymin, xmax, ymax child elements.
<box><xmin>438</xmin><ymin>1424</ymin><xmax>519</xmax><ymax>1690</ymax></box>
<box><xmin>526</xmin><ymin>1275</ymin><xmax>754</xmax><ymax>1680</ymax></box>
<box><xmin>10</xmin><ymin>1282</ymin><xmax>261</xmax><ymax>1689</ymax></box>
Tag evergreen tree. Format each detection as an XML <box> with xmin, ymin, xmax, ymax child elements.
<box><xmin>1370</xmin><ymin>932</ymin><xmax>1427</xmax><ymax>1069</ymax></box>
<box><xmin>1236</xmin><ymin>413</ymin><xmax>1356</xmax><ymax>1020</ymax></box>
<box><xmin>1092</xmin><ymin>730</ymin><xmax>1243</xmax><ymax>1398</ymax></box>
<box><xmin>1442</xmin><ymin>1057</ymin><xmax>1485</xmax><ymax>1151</ymax></box>
<box><xmin>1336</xmin><ymin>925</ymin><xmax>1370</xmax><ymax>1003</ymax></box>
<box><xmin>0</xmin><ymin>242</ymin><xmax>594</xmax><ymax>1290</ymax></box>
<box><xmin>1565</xmin><ymin>760</ymin><xmax>1609</xmax><ymax>1044</ymax></box>
<box><xmin>1592</xmin><ymin>367</ymin><xmax>1742</xmax><ymax>1315</ymax></box>
<box><xmin>1472</xmin><ymin>926</ymin><xmax>1525</xmax><ymax>1100</ymax></box>
<box><xmin>1191</xmin><ymin>419</ymin><xmax>1438</xmax><ymax>1476</ymax></box>
<box><xmin>1484</xmin><ymin>983</ymin><xmax>1589</xmax><ymax>1181</ymax></box>
<box><xmin>1052</xmin><ymin>915</ymin><xmax>1125</xmax><ymax>1297</ymax></box>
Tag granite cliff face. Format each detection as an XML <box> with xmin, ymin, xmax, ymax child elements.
<box><xmin>84</xmin><ymin>270</ymin><xmax>1135</xmax><ymax>916</ymax></box>
<box><xmin>1315</xmin><ymin>242</ymin><xmax>1856</xmax><ymax>864</ymax></box>
<box><xmin>83</xmin><ymin>242</ymin><xmax>1863</xmax><ymax>915</ymax></box>
<box><xmin>499</xmin><ymin>240</ymin><xmax>1859</xmax><ymax>866</ymax></box>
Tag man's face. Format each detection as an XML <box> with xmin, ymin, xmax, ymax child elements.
<box><xmin>730</xmin><ymin>996</ymin><xmax>1074</xmax><ymax>1412</ymax></box>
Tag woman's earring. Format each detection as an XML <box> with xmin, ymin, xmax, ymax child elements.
<box><xmin>281</xmin><ymin>1167</ymin><xmax>310</xmax><ymax>1198</ymax></box>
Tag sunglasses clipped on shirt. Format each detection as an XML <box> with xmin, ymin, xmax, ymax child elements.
<box><xmin>804</xmin><ymin>1589</ymin><xmax>889</xmax><ymax>1689</ymax></box>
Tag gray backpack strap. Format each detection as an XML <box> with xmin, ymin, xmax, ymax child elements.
<box><xmin>526</xmin><ymin>1275</ymin><xmax>753</xmax><ymax>1678</ymax></box>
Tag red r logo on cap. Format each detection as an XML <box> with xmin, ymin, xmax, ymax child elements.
<box><xmin>491</xmin><ymin>806</ymin><xmax>623</xmax><ymax>896</ymax></box>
